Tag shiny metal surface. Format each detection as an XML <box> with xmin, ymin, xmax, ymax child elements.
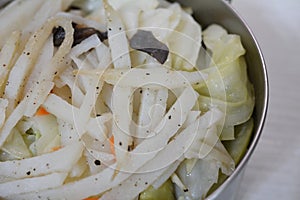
<box><xmin>171</xmin><ymin>0</ymin><xmax>269</xmax><ymax>199</ymax></box>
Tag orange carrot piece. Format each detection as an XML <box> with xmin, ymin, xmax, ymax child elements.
<box><xmin>109</xmin><ymin>136</ymin><xmax>115</xmax><ymax>155</ymax></box>
<box><xmin>36</xmin><ymin>107</ymin><xmax>50</xmax><ymax>116</ymax></box>
<box><xmin>83</xmin><ymin>197</ymin><xmax>99</xmax><ymax>200</ymax></box>
<box><xmin>51</xmin><ymin>146</ymin><xmax>62</xmax><ymax>152</ymax></box>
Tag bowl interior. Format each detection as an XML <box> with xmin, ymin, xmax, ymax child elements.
<box><xmin>170</xmin><ymin>0</ymin><xmax>268</xmax><ymax>197</ymax></box>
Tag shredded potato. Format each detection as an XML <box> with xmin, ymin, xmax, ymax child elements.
<box><xmin>0</xmin><ymin>0</ymin><xmax>255</xmax><ymax>199</ymax></box>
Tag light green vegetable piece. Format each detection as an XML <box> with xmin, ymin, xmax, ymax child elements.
<box><xmin>139</xmin><ymin>179</ymin><xmax>175</xmax><ymax>200</ymax></box>
<box><xmin>223</xmin><ymin>118</ymin><xmax>254</xmax><ymax>164</ymax></box>
<box><xmin>207</xmin><ymin>118</ymin><xmax>254</xmax><ymax>195</ymax></box>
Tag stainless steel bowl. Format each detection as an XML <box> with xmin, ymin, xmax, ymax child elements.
<box><xmin>170</xmin><ymin>0</ymin><xmax>269</xmax><ymax>199</ymax></box>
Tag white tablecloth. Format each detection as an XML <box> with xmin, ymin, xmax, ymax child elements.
<box><xmin>231</xmin><ymin>1</ymin><xmax>300</xmax><ymax>199</ymax></box>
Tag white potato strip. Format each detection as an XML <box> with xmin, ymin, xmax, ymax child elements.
<box><xmin>24</xmin><ymin>81</ymin><xmax>54</xmax><ymax>117</ymax></box>
<box><xmin>77</xmin><ymin>67</ymin><xmax>207</xmax><ymax>89</ymax></box>
<box><xmin>135</xmin><ymin>87</ymin><xmax>167</xmax><ymax>145</ymax></box>
<box><xmin>0</xmin><ymin>142</ymin><xmax>83</xmax><ymax>180</ymax></box>
<box><xmin>71</xmin><ymin>42</ymin><xmax>106</xmax><ymax>95</ymax></box>
<box><xmin>57</xmin><ymin>12</ymin><xmax>106</xmax><ymax>32</ymax></box>
<box><xmin>85</xmin><ymin>149</ymin><xmax>115</xmax><ymax>165</ymax></box>
<box><xmin>95</xmin><ymin>42</ymin><xmax>112</xmax><ymax>69</ymax></box>
<box><xmin>71</xmin><ymin>38</ymin><xmax>110</xmax><ymax>138</ymax></box>
<box><xmin>100</xmin><ymin>109</ymin><xmax>208</xmax><ymax>199</ymax></box>
<box><xmin>111</xmin><ymin>87</ymin><xmax>134</xmax><ymax>166</ymax></box>
<box><xmin>10</xmin><ymin>87</ymin><xmax>198</xmax><ymax>199</ymax></box>
<box><xmin>70</xmin><ymin>34</ymin><xmax>102</xmax><ymax>58</ymax></box>
<box><xmin>59</xmin><ymin>67</ymin><xmax>85</xmax><ymax>107</ymax></box>
<box><xmin>86</xmin><ymin>50</ymin><xmax>99</xmax><ymax>68</ymax></box>
<box><xmin>0</xmin><ymin>31</ymin><xmax>21</xmax><ymax>96</ymax></box>
<box><xmin>135</xmin><ymin>88</ymin><xmax>157</xmax><ymax>143</ymax></box>
<box><xmin>74</xmin><ymin>77</ymin><xmax>103</xmax><ymax>136</ymax></box>
<box><xmin>0</xmin><ymin>99</ymin><xmax>8</xmax><ymax>128</ymax></box>
<box><xmin>21</xmin><ymin>0</ymin><xmax>62</xmax><ymax>46</ymax></box>
<box><xmin>104</xmin><ymin>0</ymin><xmax>131</xmax><ymax>69</ymax></box>
<box><xmin>57</xmin><ymin>119</ymin><xmax>80</xmax><ymax>146</ymax></box>
<box><xmin>24</xmin><ymin>16</ymin><xmax>74</xmax><ymax>117</ymax></box>
<box><xmin>43</xmin><ymin>94</ymin><xmax>111</xmax><ymax>140</ymax></box>
<box><xmin>84</xmin><ymin>149</ymin><xmax>115</xmax><ymax>175</ymax></box>
<box><xmin>24</xmin><ymin>37</ymin><xmax>54</xmax><ymax>96</ymax></box>
<box><xmin>119</xmin><ymin>87</ymin><xmax>198</xmax><ymax>172</ymax></box>
<box><xmin>4</xmin><ymin>16</ymin><xmax>72</xmax><ymax>114</ymax></box>
<box><xmin>0</xmin><ymin>172</ymin><xmax>67</xmax><ymax>197</ymax></box>
<box><xmin>104</xmin><ymin>0</ymin><xmax>134</xmax><ymax>169</ymax></box>
<box><xmin>72</xmin><ymin>57</ymin><xmax>94</xmax><ymax>93</ymax></box>
<box><xmin>43</xmin><ymin>94</ymin><xmax>78</xmax><ymax>125</ymax></box>
<box><xmin>86</xmin><ymin>115</ymin><xmax>112</xmax><ymax>142</ymax></box>
<box><xmin>150</xmin><ymin>88</ymin><xmax>168</xmax><ymax>132</ymax></box>
<box><xmin>101</xmin><ymin>161</ymin><xmax>181</xmax><ymax>200</ymax></box>
<box><xmin>0</xmin><ymin>0</ymin><xmax>45</xmax><ymax>47</ymax></box>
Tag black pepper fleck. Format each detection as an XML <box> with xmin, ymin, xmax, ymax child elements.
<box><xmin>168</xmin><ymin>115</ymin><xmax>172</xmax><ymax>120</ymax></box>
<box><xmin>183</xmin><ymin>189</ymin><xmax>189</xmax><ymax>192</ymax></box>
<box><xmin>94</xmin><ymin>160</ymin><xmax>101</xmax><ymax>166</ymax></box>
<box><xmin>26</xmin><ymin>171</ymin><xmax>31</xmax><ymax>175</ymax></box>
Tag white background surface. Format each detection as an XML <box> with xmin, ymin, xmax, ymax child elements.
<box><xmin>231</xmin><ymin>0</ymin><xmax>300</xmax><ymax>200</ymax></box>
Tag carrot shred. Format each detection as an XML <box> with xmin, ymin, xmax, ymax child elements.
<box><xmin>109</xmin><ymin>136</ymin><xmax>115</xmax><ymax>155</ymax></box>
<box><xmin>36</xmin><ymin>107</ymin><xmax>50</xmax><ymax>116</ymax></box>
<box><xmin>51</xmin><ymin>146</ymin><xmax>61</xmax><ymax>152</ymax></box>
<box><xmin>83</xmin><ymin>197</ymin><xmax>99</xmax><ymax>200</ymax></box>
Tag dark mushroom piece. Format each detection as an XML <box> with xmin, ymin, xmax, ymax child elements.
<box><xmin>52</xmin><ymin>23</ymin><xmax>108</xmax><ymax>47</ymax></box>
<box><xmin>130</xmin><ymin>30</ymin><xmax>169</xmax><ymax>64</ymax></box>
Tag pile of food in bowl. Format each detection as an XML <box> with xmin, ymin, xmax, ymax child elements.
<box><xmin>0</xmin><ymin>0</ymin><xmax>255</xmax><ymax>199</ymax></box>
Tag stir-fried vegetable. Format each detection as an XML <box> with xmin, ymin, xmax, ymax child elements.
<box><xmin>0</xmin><ymin>0</ymin><xmax>255</xmax><ymax>199</ymax></box>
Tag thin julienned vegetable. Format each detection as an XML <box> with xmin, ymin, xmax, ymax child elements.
<box><xmin>0</xmin><ymin>0</ymin><xmax>254</xmax><ymax>199</ymax></box>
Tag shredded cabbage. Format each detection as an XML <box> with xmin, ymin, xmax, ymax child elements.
<box><xmin>0</xmin><ymin>0</ymin><xmax>255</xmax><ymax>199</ymax></box>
